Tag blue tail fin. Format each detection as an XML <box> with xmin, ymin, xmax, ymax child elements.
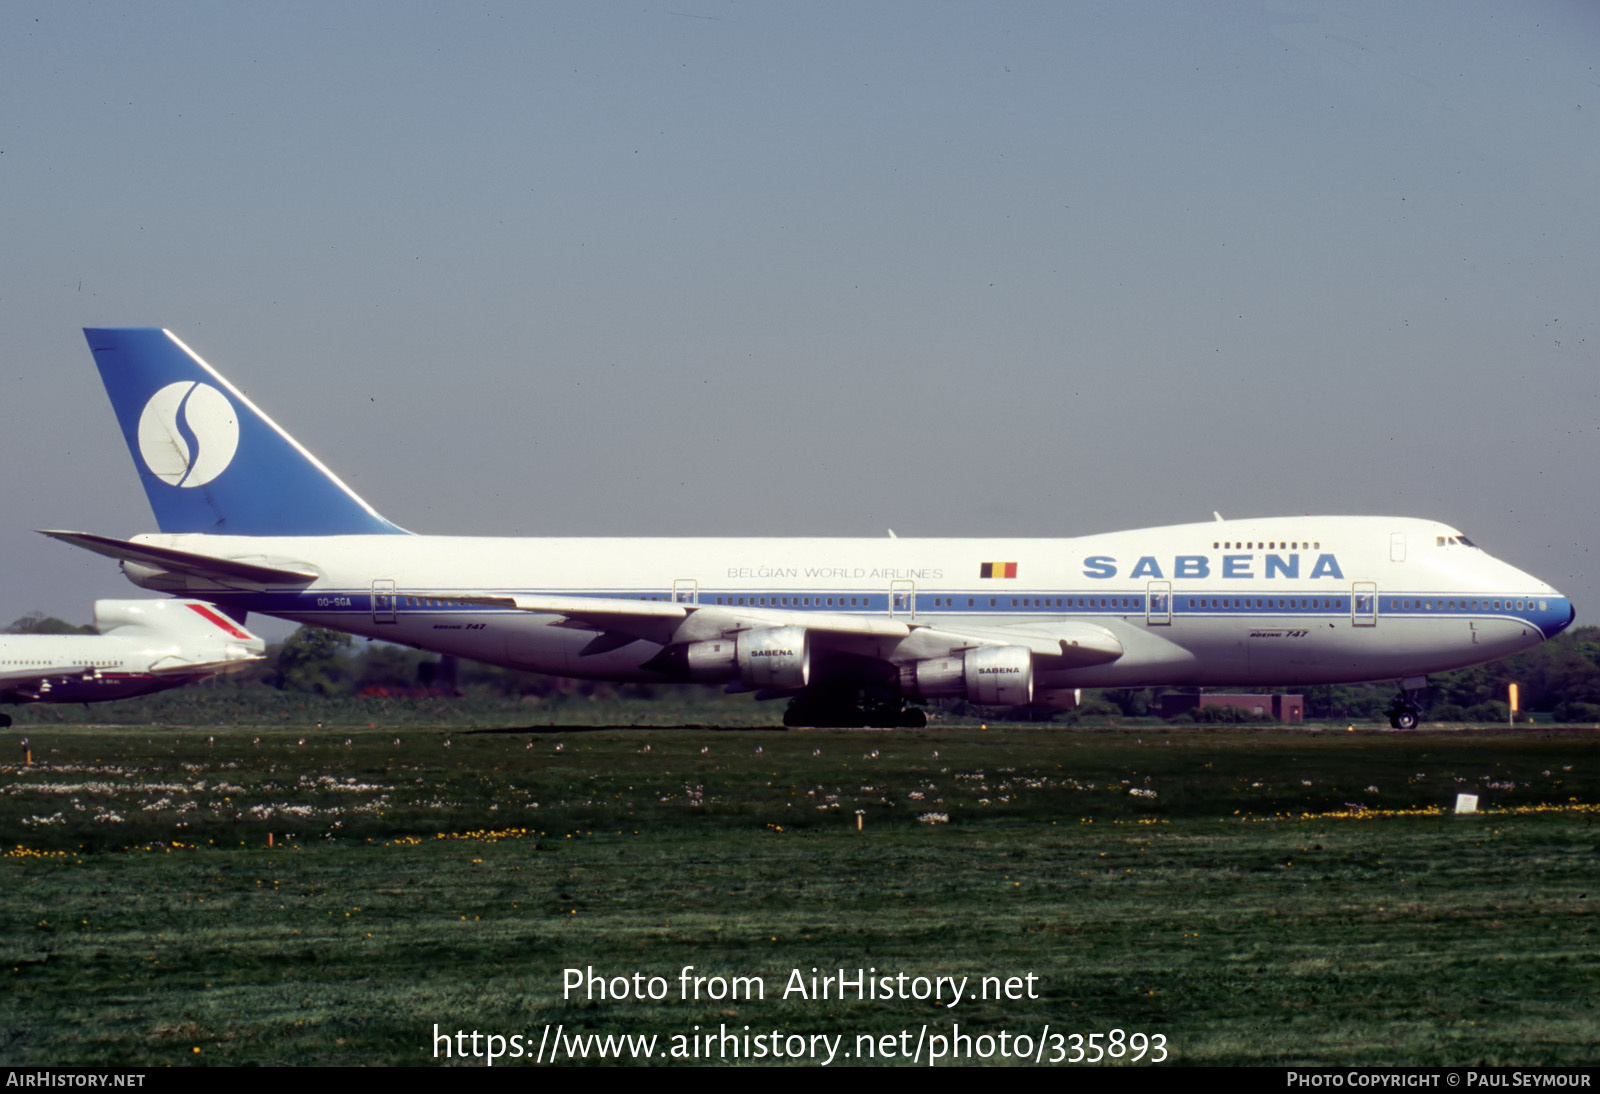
<box><xmin>85</xmin><ymin>328</ymin><xmax>406</xmax><ymax>536</ymax></box>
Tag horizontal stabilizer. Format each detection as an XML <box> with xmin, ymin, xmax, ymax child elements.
<box><xmin>40</xmin><ymin>530</ymin><xmax>319</xmax><ymax>587</ymax></box>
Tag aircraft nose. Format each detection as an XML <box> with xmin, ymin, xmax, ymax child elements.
<box><xmin>1539</xmin><ymin>596</ymin><xmax>1577</xmax><ymax>640</ymax></box>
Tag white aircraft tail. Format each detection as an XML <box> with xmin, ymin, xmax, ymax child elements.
<box><xmin>94</xmin><ymin>599</ymin><xmax>264</xmax><ymax>658</ymax></box>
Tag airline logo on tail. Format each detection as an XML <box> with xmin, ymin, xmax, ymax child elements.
<box><xmin>84</xmin><ymin>327</ymin><xmax>406</xmax><ymax>536</ymax></box>
<box><xmin>137</xmin><ymin>381</ymin><xmax>239</xmax><ymax>487</ymax></box>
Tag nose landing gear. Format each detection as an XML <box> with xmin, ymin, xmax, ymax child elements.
<box><xmin>1387</xmin><ymin>676</ymin><xmax>1429</xmax><ymax>729</ymax></box>
<box><xmin>1388</xmin><ymin>704</ymin><xmax>1419</xmax><ymax>730</ymax></box>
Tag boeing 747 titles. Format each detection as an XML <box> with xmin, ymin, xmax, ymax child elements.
<box><xmin>0</xmin><ymin>598</ymin><xmax>264</xmax><ymax>726</ymax></box>
<box><xmin>45</xmin><ymin>328</ymin><xmax>1574</xmax><ymax>728</ymax></box>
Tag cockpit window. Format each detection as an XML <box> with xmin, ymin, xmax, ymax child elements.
<box><xmin>1436</xmin><ymin>534</ymin><xmax>1478</xmax><ymax>548</ymax></box>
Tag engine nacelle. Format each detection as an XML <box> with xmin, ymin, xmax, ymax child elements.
<box><xmin>899</xmin><ymin>645</ymin><xmax>1034</xmax><ymax>706</ymax></box>
<box><xmin>678</xmin><ymin>625</ymin><xmax>811</xmax><ymax>690</ymax></box>
<box><xmin>1032</xmin><ymin>688</ymin><xmax>1082</xmax><ymax>710</ymax></box>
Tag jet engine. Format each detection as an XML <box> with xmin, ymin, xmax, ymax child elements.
<box><xmin>673</xmin><ymin>625</ymin><xmax>811</xmax><ymax>690</ymax></box>
<box><xmin>898</xmin><ymin>645</ymin><xmax>1034</xmax><ymax>706</ymax></box>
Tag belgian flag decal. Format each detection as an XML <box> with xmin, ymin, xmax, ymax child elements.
<box><xmin>979</xmin><ymin>562</ymin><xmax>1018</xmax><ymax>579</ymax></box>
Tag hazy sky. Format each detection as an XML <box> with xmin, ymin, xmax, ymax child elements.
<box><xmin>4</xmin><ymin>1</ymin><xmax>1597</xmax><ymax>634</ymax></box>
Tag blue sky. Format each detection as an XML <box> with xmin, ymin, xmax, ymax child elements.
<box><xmin>3</xmin><ymin>0</ymin><xmax>1597</xmax><ymax>629</ymax></box>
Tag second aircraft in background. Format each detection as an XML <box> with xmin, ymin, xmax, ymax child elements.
<box><xmin>0</xmin><ymin>598</ymin><xmax>265</xmax><ymax>727</ymax></box>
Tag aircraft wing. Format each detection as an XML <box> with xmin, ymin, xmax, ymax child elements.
<box><xmin>452</xmin><ymin>594</ymin><xmax>916</xmax><ymax>648</ymax></box>
<box><xmin>454</xmin><ymin>594</ymin><xmax>690</xmax><ymax>625</ymax></box>
<box><xmin>449</xmin><ymin>594</ymin><xmax>690</xmax><ymax>646</ymax></box>
<box><xmin>39</xmin><ymin>531</ymin><xmax>319</xmax><ymax>587</ymax></box>
<box><xmin>451</xmin><ymin>594</ymin><xmax>1121</xmax><ymax>666</ymax></box>
<box><xmin>962</xmin><ymin>621</ymin><xmax>1125</xmax><ymax>666</ymax></box>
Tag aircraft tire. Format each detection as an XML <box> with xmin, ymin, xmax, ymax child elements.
<box><xmin>1390</xmin><ymin>707</ymin><xmax>1419</xmax><ymax>730</ymax></box>
<box><xmin>0</xmin><ymin>712</ymin><xmax>11</xmax><ymax>728</ymax></box>
<box><xmin>785</xmin><ymin>701</ymin><xmax>926</xmax><ymax>729</ymax></box>
<box><xmin>784</xmin><ymin>693</ymin><xmax>926</xmax><ymax>729</ymax></box>
<box><xmin>783</xmin><ymin>703</ymin><xmax>857</xmax><ymax>729</ymax></box>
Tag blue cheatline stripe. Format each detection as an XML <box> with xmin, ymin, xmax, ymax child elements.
<box><xmin>206</xmin><ymin>588</ymin><xmax>1572</xmax><ymax>634</ymax></box>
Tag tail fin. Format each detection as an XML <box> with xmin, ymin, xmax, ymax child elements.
<box><xmin>84</xmin><ymin>328</ymin><xmax>405</xmax><ymax>536</ymax></box>
<box><xmin>93</xmin><ymin>599</ymin><xmax>266</xmax><ymax>669</ymax></box>
<box><xmin>94</xmin><ymin>598</ymin><xmax>260</xmax><ymax>643</ymax></box>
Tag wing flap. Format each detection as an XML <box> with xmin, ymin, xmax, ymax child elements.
<box><xmin>447</xmin><ymin>594</ymin><xmax>690</xmax><ymax>645</ymax></box>
<box><xmin>681</xmin><ymin>605</ymin><xmax>912</xmax><ymax>640</ymax></box>
<box><xmin>449</xmin><ymin>593</ymin><xmax>687</xmax><ymax>629</ymax></box>
<box><xmin>444</xmin><ymin>595</ymin><xmax>1115</xmax><ymax>671</ymax></box>
<box><xmin>900</xmin><ymin>620</ymin><xmax>1124</xmax><ymax>667</ymax></box>
<box><xmin>998</xmin><ymin>621</ymin><xmax>1124</xmax><ymax>666</ymax></box>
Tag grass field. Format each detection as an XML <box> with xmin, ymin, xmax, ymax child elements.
<box><xmin>2</xmin><ymin>722</ymin><xmax>1597</xmax><ymax>1066</ymax></box>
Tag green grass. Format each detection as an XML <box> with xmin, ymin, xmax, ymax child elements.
<box><xmin>3</xmin><ymin>726</ymin><xmax>1597</xmax><ymax>1065</ymax></box>
<box><xmin>1</xmin><ymin>683</ymin><xmax>771</xmax><ymax>728</ymax></box>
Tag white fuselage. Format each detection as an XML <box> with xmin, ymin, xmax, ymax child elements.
<box><xmin>0</xmin><ymin>600</ymin><xmax>265</xmax><ymax>705</ymax></box>
<box><xmin>118</xmin><ymin>515</ymin><xmax>1571</xmax><ymax>692</ymax></box>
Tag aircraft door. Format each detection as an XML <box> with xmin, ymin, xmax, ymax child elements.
<box><xmin>672</xmin><ymin>578</ymin><xmax>698</xmax><ymax>605</ymax></box>
<box><xmin>890</xmin><ymin>579</ymin><xmax>916</xmax><ymax>620</ymax></box>
<box><xmin>372</xmin><ymin>579</ymin><xmax>398</xmax><ymax>624</ymax></box>
<box><xmin>1352</xmin><ymin>582</ymin><xmax>1377</xmax><ymax>627</ymax></box>
<box><xmin>1146</xmin><ymin>581</ymin><xmax>1172</xmax><ymax>625</ymax></box>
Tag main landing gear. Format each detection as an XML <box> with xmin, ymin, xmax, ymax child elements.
<box><xmin>783</xmin><ymin>688</ymin><xmax>927</xmax><ymax>729</ymax></box>
<box><xmin>1386</xmin><ymin>676</ymin><xmax>1429</xmax><ymax>730</ymax></box>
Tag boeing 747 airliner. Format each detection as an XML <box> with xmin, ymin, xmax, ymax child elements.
<box><xmin>46</xmin><ymin>328</ymin><xmax>1574</xmax><ymax>727</ymax></box>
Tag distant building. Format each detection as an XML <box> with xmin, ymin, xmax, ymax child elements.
<box><xmin>1157</xmin><ymin>692</ymin><xmax>1303</xmax><ymax>723</ymax></box>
